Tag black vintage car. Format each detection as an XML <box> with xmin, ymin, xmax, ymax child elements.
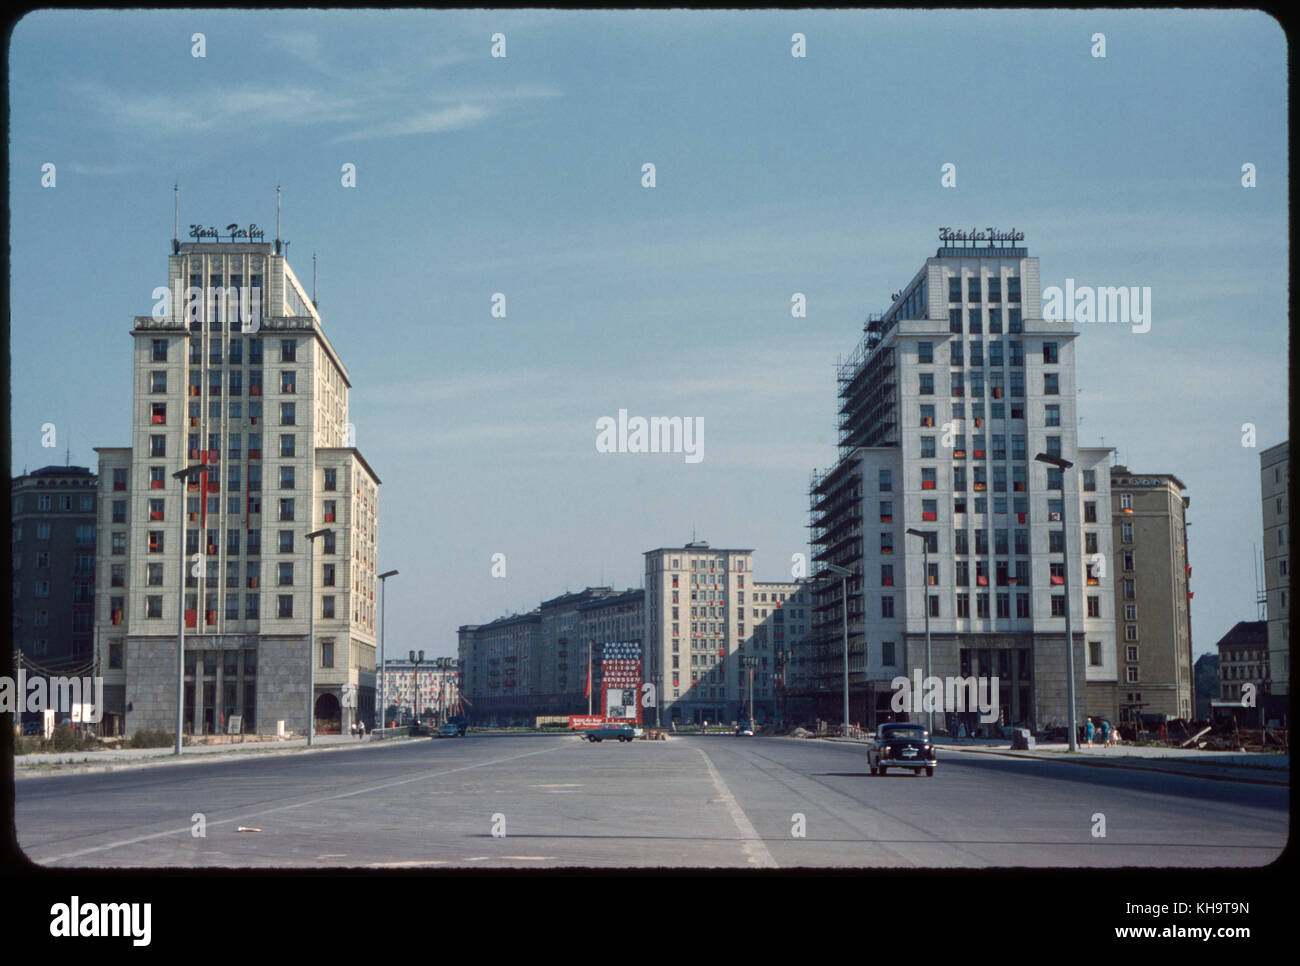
<box><xmin>867</xmin><ymin>722</ymin><xmax>937</xmax><ymax>777</ymax></box>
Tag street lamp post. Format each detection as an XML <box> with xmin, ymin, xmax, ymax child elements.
<box><xmin>773</xmin><ymin>647</ymin><xmax>786</xmax><ymax>725</ymax></box>
<box><xmin>825</xmin><ymin>563</ymin><xmax>853</xmax><ymax>736</ymax></box>
<box><xmin>433</xmin><ymin>657</ymin><xmax>453</xmax><ymax>725</ymax></box>
<box><xmin>305</xmin><ymin>528</ymin><xmax>333</xmax><ymax>745</ymax></box>
<box><xmin>172</xmin><ymin>462</ymin><xmax>212</xmax><ymax>755</ymax></box>
<box><xmin>741</xmin><ymin>655</ymin><xmax>759</xmax><ymax>727</ymax></box>
<box><xmin>378</xmin><ymin>570</ymin><xmax>398</xmax><ymax>728</ymax></box>
<box><xmin>906</xmin><ymin>528</ymin><xmax>935</xmax><ymax>734</ymax></box>
<box><xmin>1036</xmin><ymin>453</ymin><xmax>1078</xmax><ymax>751</ymax></box>
<box><xmin>409</xmin><ymin>649</ymin><xmax>425</xmax><ymax>730</ymax></box>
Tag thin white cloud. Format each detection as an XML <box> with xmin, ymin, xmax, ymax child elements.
<box><xmin>65</xmin><ymin>76</ymin><xmax>557</xmax><ymax>145</ymax></box>
<box><xmin>68</xmin><ymin>80</ymin><xmax>362</xmax><ymax>132</ymax></box>
<box><xmin>333</xmin><ymin>103</ymin><xmax>490</xmax><ymax>142</ymax></box>
<box><xmin>265</xmin><ymin>32</ymin><xmax>329</xmax><ymax>72</ymax></box>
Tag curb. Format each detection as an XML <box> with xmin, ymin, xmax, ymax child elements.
<box><xmin>13</xmin><ymin>736</ymin><xmax>414</xmax><ymax>779</ymax></box>
<box><xmin>936</xmin><ymin>744</ymin><xmax>1288</xmax><ymax>786</ymax></box>
<box><xmin>776</xmin><ymin>735</ymin><xmax>1287</xmax><ymax>786</ymax></box>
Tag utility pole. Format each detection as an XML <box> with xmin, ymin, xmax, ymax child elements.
<box><xmin>172</xmin><ymin>461</ymin><xmax>211</xmax><ymax>754</ymax></box>
<box><xmin>1037</xmin><ymin>453</ymin><xmax>1078</xmax><ymax>751</ymax></box>
<box><xmin>825</xmin><ymin>563</ymin><xmax>853</xmax><ymax>735</ymax></box>
<box><xmin>907</xmin><ymin>528</ymin><xmax>936</xmax><ymax>734</ymax></box>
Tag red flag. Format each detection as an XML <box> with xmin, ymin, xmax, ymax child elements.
<box><xmin>584</xmin><ymin>655</ymin><xmax>591</xmax><ymax>698</ymax></box>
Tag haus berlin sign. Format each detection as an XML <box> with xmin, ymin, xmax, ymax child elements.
<box><xmin>939</xmin><ymin>226</ymin><xmax>1025</xmax><ymax>245</ymax></box>
<box><xmin>188</xmin><ymin>223</ymin><xmax>266</xmax><ymax>242</ymax></box>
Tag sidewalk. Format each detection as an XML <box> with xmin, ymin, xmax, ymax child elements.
<box><xmin>12</xmin><ymin>732</ymin><xmax>409</xmax><ymax>778</ymax></box>
<box><xmin>814</xmin><ymin>735</ymin><xmax>1289</xmax><ymax>785</ymax></box>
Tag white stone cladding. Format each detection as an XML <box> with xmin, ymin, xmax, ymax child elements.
<box><xmin>94</xmin><ymin>241</ymin><xmax>381</xmax><ymax>736</ymax></box>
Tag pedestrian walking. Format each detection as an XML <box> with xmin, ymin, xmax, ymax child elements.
<box><xmin>1100</xmin><ymin>719</ymin><xmax>1111</xmax><ymax>748</ymax></box>
<box><xmin>358</xmin><ymin>719</ymin><xmax>366</xmax><ymax>739</ymax></box>
<box><xmin>1110</xmin><ymin>722</ymin><xmax>1121</xmax><ymax>747</ymax></box>
<box><xmin>350</xmin><ymin>720</ymin><xmax>357</xmax><ymax>737</ymax></box>
<box><xmin>1084</xmin><ymin>718</ymin><xmax>1095</xmax><ymax>747</ymax></box>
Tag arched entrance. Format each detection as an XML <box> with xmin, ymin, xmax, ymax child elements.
<box><xmin>314</xmin><ymin>692</ymin><xmax>341</xmax><ymax>734</ymax></box>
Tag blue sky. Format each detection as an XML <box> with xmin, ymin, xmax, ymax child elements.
<box><xmin>8</xmin><ymin>10</ymin><xmax>1288</xmax><ymax>661</ymax></box>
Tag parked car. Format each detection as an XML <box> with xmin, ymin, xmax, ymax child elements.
<box><xmin>435</xmin><ymin>722</ymin><xmax>461</xmax><ymax>738</ymax></box>
<box><xmin>867</xmin><ymin>722</ymin><xmax>937</xmax><ymax>777</ymax></box>
<box><xmin>446</xmin><ymin>715</ymin><xmax>468</xmax><ymax>736</ymax></box>
<box><xmin>735</xmin><ymin>721</ymin><xmax>755</xmax><ymax>736</ymax></box>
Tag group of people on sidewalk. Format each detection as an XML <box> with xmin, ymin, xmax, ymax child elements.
<box><xmin>349</xmin><ymin>720</ymin><xmax>367</xmax><ymax>738</ymax></box>
<box><xmin>1083</xmin><ymin>717</ymin><xmax>1120</xmax><ymax>747</ymax></box>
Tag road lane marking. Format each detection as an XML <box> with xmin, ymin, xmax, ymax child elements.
<box><xmin>32</xmin><ymin>744</ymin><xmax>565</xmax><ymax>865</ymax></box>
<box><xmin>694</xmin><ymin>747</ymin><xmax>777</xmax><ymax>869</ymax></box>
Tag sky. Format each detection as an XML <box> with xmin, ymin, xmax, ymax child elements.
<box><xmin>7</xmin><ymin>10</ymin><xmax>1288</xmax><ymax>663</ymax></box>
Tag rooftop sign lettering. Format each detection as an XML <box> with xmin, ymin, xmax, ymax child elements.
<box><xmin>938</xmin><ymin>226</ymin><xmax>1024</xmax><ymax>245</ymax></box>
<box><xmin>188</xmin><ymin>223</ymin><xmax>266</xmax><ymax>242</ymax></box>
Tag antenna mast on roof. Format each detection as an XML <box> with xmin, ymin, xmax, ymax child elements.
<box><xmin>313</xmin><ymin>253</ymin><xmax>317</xmax><ymax>307</ymax></box>
<box><xmin>275</xmin><ymin>184</ymin><xmax>281</xmax><ymax>254</ymax></box>
<box><xmin>173</xmin><ymin>184</ymin><xmax>179</xmax><ymax>254</ymax></box>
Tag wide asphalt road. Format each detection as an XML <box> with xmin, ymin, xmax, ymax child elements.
<box><xmin>14</xmin><ymin>735</ymin><xmax>1288</xmax><ymax>869</ymax></box>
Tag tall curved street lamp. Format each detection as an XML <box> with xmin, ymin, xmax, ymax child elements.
<box><xmin>172</xmin><ymin>462</ymin><xmax>214</xmax><ymax>755</ymax></box>
<box><xmin>824</xmin><ymin>562</ymin><xmax>853</xmax><ymax>736</ymax></box>
<box><xmin>306</xmin><ymin>527</ymin><xmax>333</xmax><ymax>745</ymax></box>
<box><xmin>1036</xmin><ymin>452</ymin><xmax>1078</xmax><ymax>751</ymax></box>
<box><xmin>379</xmin><ymin>570</ymin><xmax>399</xmax><ymax>727</ymax></box>
<box><xmin>906</xmin><ymin>528</ymin><xmax>935</xmax><ymax>734</ymax></box>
